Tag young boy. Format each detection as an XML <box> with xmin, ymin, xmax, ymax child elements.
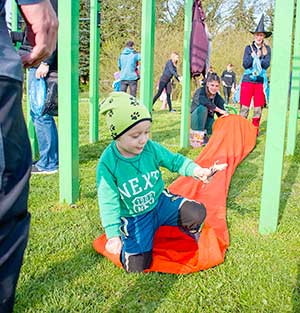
<box><xmin>97</xmin><ymin>92</ymin><xmax>227</xmax><ymax>273</ymax></box>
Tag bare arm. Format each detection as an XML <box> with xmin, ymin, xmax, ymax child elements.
<box><xmin>19</xmin><ymin>0</ymin><xmax>58</xmax><ymax>67</ymax></box>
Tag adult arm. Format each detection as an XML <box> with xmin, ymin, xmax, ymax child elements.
<box><xmin>260</xmin><ymin>45</ymin><xmax>271</xmax><ymax>69</ymax></box>
<box><xmin>242</xmin><ymin>45</ymin><xmax>253</xmax><ymax>69</ymax></box>
<box><xmin>221</xmin><ymin>70</ymin><xmax>226</xmax><ymax>85</ymax></box>
<box><xmin>117</xmin><ymin>56</ymin><xmax>121</xmax><ymax>70</ymax></box>
<box><xmin>232</xmin><ymin>72</ymin><xmax>237</xmax><ymax>88</ymax></box>
<box><xmin>35</xmin><ymin>48</ymin><xmax>57</xmax><ymax>78</ymax></box>
<box><xmin>214</xmin><ymin>95</ymin><xmax>227</xmax><ymax>116</ymax></box>
<box><xmin>18</xmin><ymin>0</ymin><xmax>58</xmax><ymax>67</ymax></box>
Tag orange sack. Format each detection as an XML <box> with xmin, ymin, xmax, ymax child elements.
<box><xmin>93</xmin><ymin>115</ymin><xmax>257</xmax><ymax>273</ymax></box>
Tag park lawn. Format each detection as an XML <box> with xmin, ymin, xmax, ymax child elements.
<box><xmin>15</xmin><ymin>100</ymin><xmax>300</xmax><ymax>313</ymax></box>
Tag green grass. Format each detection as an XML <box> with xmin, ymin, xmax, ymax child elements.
<box><xmin>15</xmin><ymin>101</ymin><xmax>300</xmax><ymax>312</ymax></box>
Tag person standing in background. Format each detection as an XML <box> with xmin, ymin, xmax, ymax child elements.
<box><xmin>152</xmin><ymin>52</ymin><xmax>181</xmax><ymax>112</ymax></box>
<box><xmin>221</xmin><ymin>63</ymin><xmax>236</xmax><ymax>104</ymax></box>
<box><xmin>118</xmin><ymin>41</ymin><xmax>141</xmax><ymax>97</ymax></box>
<box><xmin>0</xmin><ymin>0</ymin><xmax>58</xmax><ymax>312</ymax></box>
<box><xmin>239</xmin><ymin>14</ymin><xmax>271</xmax><ymax>135</ymax></box>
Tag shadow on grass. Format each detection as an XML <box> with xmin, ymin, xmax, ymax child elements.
<box><xmin>278</xmin><ymin>161</ymin><xmax>299</xmax><ymax>223</ymax></box>
<box><xmin>79</xmin><ymin>139</ymin><xmax>111</xmax><ymax>165</ymax></box>
<box><xmin>107</xmin><ymin>272</ymin><xmax>178</xmax><ymax>313</ymax></box>
<box><xmin>151</xmin><ymin>121</ymin><xmax>181</xmax><ymax>143</ymax></box>
<box><xmin>293</xmin><ymin>263</ymin><xmax>300</xmax><ymax>313</ymax></box>
<box><xmin>15</xmin><ymin>246</ymin><xmax>101</xmax><ymax>311</ymax></box>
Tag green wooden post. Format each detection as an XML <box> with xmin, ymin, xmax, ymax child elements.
<box><xmin>180</xmin><ymin>0</ymin><xmax>193</xmax><ymax>148</ymax></box>
<box><xmin>58</xmin><ymin>0</ymin><xmax>80</xmax><ymax>204</ymax></box>
<box><xmin>286</xmin><ymin>0</ymin><xmax>300</xmax><ymax>156</ymax></box>
<box><xmin>11</xmin><ymin>0</ymin><xmax>18</xmax><ymax>31</ymax></box>
<box><xmin>140</xmin><ymin>0</ymin><xmax>155</xmax><ymax>111</ymax></box>
<box><xmin>89</xmin><ymin>0</ymin><xmax>100</xmax><ymax>143</ymax></box>
<box><xmin>259</xmin><ymin>0</ymin><xmax>295</xmax><ymax>234</ymax></box>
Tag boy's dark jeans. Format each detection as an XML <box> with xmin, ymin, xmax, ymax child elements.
<box><xmin>0</xmin><ymin>76</ymin><xmax>31</xmax><ymax>313</ymax></box>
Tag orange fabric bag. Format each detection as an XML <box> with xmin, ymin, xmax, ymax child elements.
<box><xmin>93</xmin><ymin>115</ymin><xmax>257</xmax><ymax>273</ymax></box>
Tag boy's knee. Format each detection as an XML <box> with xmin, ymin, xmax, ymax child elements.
<box><xmin>178</xmin><ymin>200</ymin><xmax>206</xmax><ymax>233</ymax></box>
<box><xmin>123</xmin><ymin>251</ymin><xmax>152</xmax><ymax>273</ymax></box>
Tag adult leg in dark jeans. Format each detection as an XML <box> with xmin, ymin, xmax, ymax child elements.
<box><xmin>120</xmin><ymin>81</ymin><xmax>129</xmax><ymax>93</ymax></box>
<box><xmin>223</xmin><ymin>86</ymin><xmax>231</xmax><ymax>104</ymax></box>
<box><xmin>165</xmin><ymin>81</ymin><xmax>173</xmax><ymax>111</ymax></box>
<box><xmin>128</xmin><ymin>80</ymin><xmax>137</xmax><ymax>97</ymax></box>
<box><xmin>153</xmin><ymin>80</ymin><xmax>168</xmax><ymax>108</ymax></box>
<box><xmin>0</xmin><ymin>77</ymin><xmax>31</xmax><ymax>313</ymax></box>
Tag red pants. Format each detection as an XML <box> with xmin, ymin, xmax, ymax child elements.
<box><xmin>240</xmin><ymin>81</ymin><xmax>265</xmax><ymax>107</ymax></box>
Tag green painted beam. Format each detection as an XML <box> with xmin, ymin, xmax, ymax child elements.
<box><xmin>89</xmin><ymin>0</ymin><xmax>100</xmax><ymax>143</ymax></box>
<box><xmin>58</xmin><ymin>0</ymin><xmax>80</xmax><ymax>204</ymax></box>
<box><xmin>11</xmin><ymin>0</ymin><xmax>18</xmax><ymax>31</ymax></box>
<box><xmin>180</xmin><ymin>0</ymin><xmax>193</xmax><ymax>148</ymax></box>
<box><xmin>259</xmin><ymin>0</ymin><xmax>295</xmax><ymax>234</ymax></box>
<box><xmin>286</xmin><ymin>0</ymin><xmax>300</xmax><ymax>156</ymax></box>
<box><xmin>140</xmin><ymin>0</ymin><xmax>155</xmax><ymax>111</ymax></box>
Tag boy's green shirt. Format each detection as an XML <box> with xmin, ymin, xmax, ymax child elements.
<box><xmin>96</xmin><ymin>140</ymin><xmax>198</xmax><ymax>239</ymax></box>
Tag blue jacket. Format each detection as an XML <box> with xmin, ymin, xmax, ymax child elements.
<box><xmin>118</xmin><ymin>47</ymin><xmax>141</xmax><ymax>81</ymax></box>
<box><xmin>242</xmin><ymin>42</ymin><xmax>271</xmax><ymax>84</ymax></box>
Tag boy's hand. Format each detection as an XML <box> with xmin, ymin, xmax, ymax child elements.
<box><xmin>105</xmin><ymin>237</ymin><xmax>122</xmax><ymax>255</ymax></box>
<box><xmin>193</xmin><ymin>166</ymin><xmax>211</xmax><ymax>182</ymax></box>
<box><xmin>204</xmin><ymin>161</ymin><xmax>228</xmax><ymax>183</ymax></box>
<box><xmin>194</xmin><ymin>161</ymin><xmax>228</xmax><ymax>183</ymax></box>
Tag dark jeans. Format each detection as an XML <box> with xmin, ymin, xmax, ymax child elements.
<box><xmin>223</xmin><ymin>86</ymin><xmax>232</xmax><ymax>104</ymax></box>
<box><xmin>153</xmin><ymin>80</ymin><xmax>173</xmax><ymax>111</ymax></box>
<box><xmin>120</xmin><ymin>80</ymin><xmax>138</xmax><ymax>97</ymax></box>
<box><xmin>28</xmin><ymin>68</ymin><xmax>58</xmax><ymax>171</ymax></box>
<box><xmin>190</xmin><ymin>105</ymin><xmax>214</xmax><ymax>135</ymax></box>
<box><xmin>0</xmin><ymin>76</ymin><xmax>31</xmax><ymax>313</ymax></box>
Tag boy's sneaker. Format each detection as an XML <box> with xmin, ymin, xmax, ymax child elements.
<box><xmin>169</xmin><ymin>109</ymin><xmax>176</xmax><ymax>113</ymax></box>
<box><xmin>31</xmin><ymin>164</ymin><xmax>58</xmax><ymax>175</ymax></box>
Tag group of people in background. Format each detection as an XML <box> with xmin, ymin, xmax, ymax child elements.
<box><xmin>116</xmin><ymin>44</ymin><xmax>181</xmax><ymax>113</ymax></box>
<box><xmin>117</xmin><ymin>14</ymin><xmax>271</xmax><ymax>147</ymax></box>
<box><xmin>189</xmin><ymin>14</ymin><xmax>271</xmax><ymax>146</ymax></box>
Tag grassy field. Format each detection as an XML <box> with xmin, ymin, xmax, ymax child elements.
<box><xmin>15</xmin><ymin>100</ymin><xmax>300</xmax><ymax>312</ymax></box>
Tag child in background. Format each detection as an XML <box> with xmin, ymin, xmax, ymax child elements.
<box><xmin>221</xmin><ymin>63</ymin><xmax>236</xmax><ymax>104</ymax></box>
<box><xmin>112</xmin><ymin>71</ymin><xmax>121</xmax><ymax>92</ymax></box>
<box><xmin>97</xmin><ymin>92</ymin><xmax>227</xmax><ymax>273</ymax></box>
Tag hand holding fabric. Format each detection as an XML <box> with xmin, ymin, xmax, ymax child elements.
<box><xmin>105</xmin><ymin>237</ymin><xmax>122</xmax><ymax>255</ymax></box>
<box><xmin>193</xmin><ymin>166</ymin><xmax>211</xmax><ymax>182</ymax></box>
